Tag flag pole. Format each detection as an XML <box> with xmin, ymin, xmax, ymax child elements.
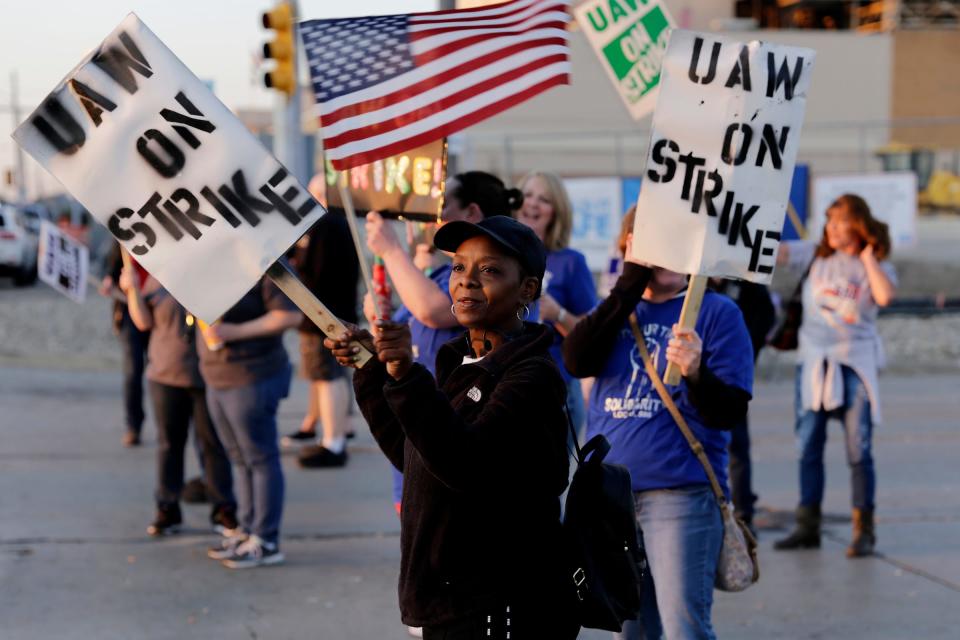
<box><xmin>786</xmin><ymin>201</ymin><xmax>807</xmax><ymax>240</ymax></box>
<box><xmin>266</xmin><ymin>257</ymin><xmax>374</xmax><ymax>366</ymax></box>
<box><xmin>338</xmin><ymin>181</ymin><xmax>376</xmax><ymax>302</ymax></box>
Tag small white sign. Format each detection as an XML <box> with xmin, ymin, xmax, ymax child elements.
<box><xmin>38</xmin><ymin>220</ymin><xmax>89</xmax><ymax>303</ymax></box>
<box><xmin>565</xmin><ymin>177</ymin><xmax>623</xmax><ymax>272</ymax></box>
<box><xmin>13</xmin><ymin>14</ymin><xmax>323</xmax><ymax>322</ymax></box>
<box><xmin>631</xmin><ymin>30</ymin><xmax>816</xmax><ymax>284</ymax></box>
<box><xmin>574</xmin><ymin>0</ymin><xmax>675</xmax><ymax>120</ymax></box>
<box><xmin>811</xmin><ymin>172</ymin><xmax>917</xmax><ymax>249</ymax></box>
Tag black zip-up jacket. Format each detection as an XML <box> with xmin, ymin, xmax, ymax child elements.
<box><xmin>354</xmin><ymin>323</ymin><xmax>572</xmax><ymax>627</ymax></box>
<box><xmin>563</xmin><ymin>262</ymin><xmax>750</xmax><ymax>429</ymax></box>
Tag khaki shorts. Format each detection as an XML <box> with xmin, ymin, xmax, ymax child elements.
<box><xmin>299</xmin><ymin>332</ymin><xmax>344</xmax><ymax>381</ymax></box>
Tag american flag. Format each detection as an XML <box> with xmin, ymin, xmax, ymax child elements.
<box><xmin>300</xmin><ymin>0</ymin><xmax>571</xmax><ymax>170</ymax></box>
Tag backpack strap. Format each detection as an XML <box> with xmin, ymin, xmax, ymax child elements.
<box><xmin>788</xmin><ymin>256</ymin><xmax>815</xmax><ymax>303</ymax></box>
<box><xmin>627</xmin><ymin>313</ymin><xmax>730</xmax><ymax>513</ymax></box>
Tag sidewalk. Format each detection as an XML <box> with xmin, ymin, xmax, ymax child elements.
<box><xmin>1</xmin><ymin>365</ymin><xmax>958</xmax><ymax>639</ymax></box>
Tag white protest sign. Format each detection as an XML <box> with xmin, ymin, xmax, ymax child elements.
<box><xmin>574</xmin><ymin>0</ymin><xmax>674</xmax><ymax>120</ymax></box>
<box><xmin>812</xmin><ymin>172</ymin><xmax>917</xmax><ymax>249</ymax></box>
<box><xmin>38</xmin><ymin>220</ymin><xmax>89</xmax><ymax>303</ymax></box>
<box><xmin>13</xmin><ymin>14</ymin><xmax>323</xmax><ymax>323</ymax></box>
<box><xmin>631</xmin><ymin>30</ymin><xmax>815</xmax><ymax>284</ymax></box>
<box><xmin>564</xmin><ymin>177</ymin><xmax>623</xmax><ymax>271</ymax></box>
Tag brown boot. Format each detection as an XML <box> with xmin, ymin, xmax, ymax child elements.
<box><xmin>846</xmin><ymin>508</ymin><xmax>876</xmax><ymax>558</ymax></box>
<box><xmin>774</xmin><ymin>505</ymin><xmax>821</xmax><ymax>550</ymax></box>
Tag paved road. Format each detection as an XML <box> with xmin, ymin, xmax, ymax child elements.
<box><xmin>1</xmin><ymin>365</ymin><xmax>958</xmax><ymax>639</ymax></box>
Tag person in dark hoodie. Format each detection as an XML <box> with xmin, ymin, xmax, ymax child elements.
<box><xmin>325</xmin><ymin>216</ymin><xmax>578</xmax><ymax>640</ymax></box>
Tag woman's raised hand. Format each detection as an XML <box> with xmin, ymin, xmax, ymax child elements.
<box><xmin>365</xmin><ymin>211</ymin><xmax>402</xmax><ymax>257</ymax></box>
<box><xmin>117</xmin><ymin>267</ymin><xmax>135</xmax><ymax>293</ymax></box>
<box><xmin>373</xmin><ymin>320</ymin><xmax>414</xmax><ymax>380</ymax></box>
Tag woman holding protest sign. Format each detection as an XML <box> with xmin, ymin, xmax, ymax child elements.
<box><xmin>329</xmin><ymin>215</ymin><xmax>578</xmax><ymax>639</ymax></box>
<box><xmin>515</xmin><ymin>171</ymin><xmax>597</xmax><ymax>435</ymax></box>
<box><xmin>365</xmin><ymin>172</ymin><xmax>521</xmax><ymax>638</ymax></box>
<box><xmin>564</xmin><ymin>207</ymin><xmax>754</xmax><ymax>640</ymax></box>
<box><xmin>118</xmin><ymin>265</ymin><xmax>237</xmax><ymax>538</ymax></box>
<box><xmin>199</xmin><ymin>280</ymin><xmax>301</xmax><ymax>568</ymax></box>
<box><xmin>364</xmin><ymin>171</ymin><xmax>521</xmax><ymax>516</ymax></box>
<box><xmin>774</xmin><ymin>194</ymin><xmax>896</xmax><ymax>558</ymax></box>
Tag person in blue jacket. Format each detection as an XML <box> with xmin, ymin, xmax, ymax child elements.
<box><xmin>564</xmin><ymin>207</ymin><xmax>754</xmax><ymax>640</ymax></box>
<box><xmin>515</xmin><ymin>171</ymin><xmax>597</xmax><ymax>435</ymax></box>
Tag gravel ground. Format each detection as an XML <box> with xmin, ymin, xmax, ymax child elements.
<box><xmin>2</xmin><ymin>276</ymin><xmax>958</xmax><ymax>377</ymax></box>
<box><xmin>0</xmin><ymin>280</ymin><xmax>121</xmax><ymax>370</ymax></box>
<box><xmin>757</xmin><ymin>314</ymin><xmax>960</xmax><ymax>379</ymax></box>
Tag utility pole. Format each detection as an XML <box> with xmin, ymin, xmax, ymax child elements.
<box><xmin>9</xmin><ymin>72</ymin><xmax>28</xmax><ymax>204</ymax></box>
<box><xmin>261</xmin><ymin>0</ymin><xmax>308</xmax><ymax>185</ymax></box>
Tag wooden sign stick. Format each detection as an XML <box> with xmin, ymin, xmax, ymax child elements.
<box><xmin>338</xmin><ymin>182</ymin><xmax>375</xmax><ymax>302</ymax></box>
<box><xmin>663</xmin><ymin>274</ymin><xmax>709</xmax><ymax>385</ymax></box>
<box><xmin>266</xmin><ymin>258</ymin><xmax>374</xmax><ymax>367</ymax></box>
<box><xmin>786</xmin><ymin>202</ymin><xmax>807</xmax><ymax>240</ymax></box>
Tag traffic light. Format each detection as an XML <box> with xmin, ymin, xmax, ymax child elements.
<box><xmin>262</xmin><ymin>2</ymin><xmax>296</xmax><ymax>98</ymax></box>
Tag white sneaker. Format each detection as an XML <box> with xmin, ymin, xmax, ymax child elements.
<box><xmin>207</xmin><ymin>533</ymin><xmax>247</xmax><ymax>560</ymax></box>
<box><xmin>222</xmin><ymin>534</ymin><xmax>285</xmax><ymax>569</ymax></box>
<box><xmin>407</xmin><ymin>627</ymin><xmax>423</xmax><ymax>638</ymax></box>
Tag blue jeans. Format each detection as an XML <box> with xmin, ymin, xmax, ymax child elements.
<box><xmin>615</xmin><ymin>486</ymin><xmax>723</xmax><ymax>640</ymax></box>
<box><xmin>206</xmin><ymin>365</ymin><xmax>291</xmax><ymax>544</ymax></box>
<box><xmin>118</xmin><ymin>310</ymin><xmax>149</xmax><ymax>434</ymax></box>
<box><xmin>728</xmin><ymin>415</ymin><xmax>756</xmax><ymax>522</ymax></box>
<box><xmin>795</xmin><ymin>365</ymin><xmax>875</xmax><ymax>510</ymax></box>
<box><xmin>149</xmin><ymin>382</ymin><xmax>234</xmax><ymax>509</ymax></box>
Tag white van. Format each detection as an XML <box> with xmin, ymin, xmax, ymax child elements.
<box><xmin>0</xmin><ymin>204</ymin><xmax>39</xmax><ymax>286</ymax></box>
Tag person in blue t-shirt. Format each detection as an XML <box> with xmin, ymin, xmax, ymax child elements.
<box><xmin>564</xmin><ymin>207</ymin><xmax>754</xmax><ymax>640</ymax></box>
<box><xmin>515</xmin><ymin>171</ymin><xmax>597</xmax><ymax>435</ymax></box>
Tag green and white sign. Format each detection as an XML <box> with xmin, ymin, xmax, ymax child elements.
<box><xmin>575</xmin><ymin>0</ymin><xmax>674</xmax><ymax>120</ymax></box>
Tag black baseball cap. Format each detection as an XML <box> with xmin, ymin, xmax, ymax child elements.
<box><xmin>434</xmin><ymin>215</ymin><xmax>547</xmax><ymax>297</ymax></box>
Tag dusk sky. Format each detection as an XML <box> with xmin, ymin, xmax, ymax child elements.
<box><xmin>0</xmin><ymin>1</ymin><xmax>437</xmax><ymax>199</ymax></box>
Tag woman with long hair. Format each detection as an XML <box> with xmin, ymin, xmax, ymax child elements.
<box><xmin>775</xmin><ymin>194</ymin><xmax>896</xmax><ymax>557</ymax></box>
<box><xmin>327</xmin><ymin>215</ymin><xmax>578</xmax><ymax>639</ymax></box>
<box><xmin>515</xmin><ymin>171</ymin><xmax>597</xmax><ymax>434</ymax></box>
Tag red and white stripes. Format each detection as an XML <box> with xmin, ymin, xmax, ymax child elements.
<box><xmin>318</xmin><ymin>0</ymin><xmax>571</xmax><ymax>170</ymax></box>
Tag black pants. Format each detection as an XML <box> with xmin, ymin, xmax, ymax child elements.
<box><xmin>119</xmin><ymin>310</ymin><xmax>149</xmax><ymax>435</ymax></box>
<box><xmin>422</xmin><ymin>602</ymin><xmax>579</xmax><ymax>640</ymax></box>
<box><xmin>728</xmin><ymin>415</ymin><xmax>757</xmax><ymax>522</ymax></box>
<box><xmin>149</xmin><ymin>381</ymin><xmax>234</xmax><ymax>508</ymax></box>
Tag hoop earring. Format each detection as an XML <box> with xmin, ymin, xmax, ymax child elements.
<box><xmin>450</xmin><ymin>304</ymin><xmax>456</xmax><ymax>316</ymax></box>
<box><xmin>516</xmin><ymin>304</ymin><xmax>530</xmax><ymax>322</ymax></box>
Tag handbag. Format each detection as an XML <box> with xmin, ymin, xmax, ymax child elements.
<box><xmin>768</xmin><ymin>259</ymin><xmax>813</xmax><ymax>351</ymax></box>
<box><xmin>628</xmin><ymin>314</ymin><xmax>759</xmax><ymax>592</ymax></box>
